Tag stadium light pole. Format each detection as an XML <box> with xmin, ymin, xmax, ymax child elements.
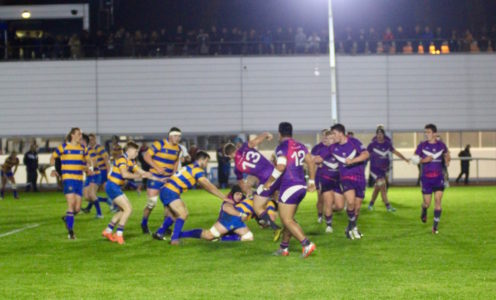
<box><xmin>328</xmin><ymin>0</ymin><xmax>339</xmax><ymax>124</ymax></box>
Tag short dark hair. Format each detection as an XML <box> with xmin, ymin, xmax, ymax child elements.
<box><xmin>66</xmin><ymin>127</ymin><xmax>80</xmax><ymax>142</ymax></box>
<box><xmin>169</xmin><ymin>127</ymin><xmax>181</xmax><ymax>134</ymax></box>
<box><xmin>279</xmin><ymin>122</ymin><xmax>293</xmax><ymax>137</ymax></box>
<box><xmin>195</xmin><ymin>150</ymin><xmax>210</xmax><ymax>161</ymax></box>
<box><xmin>126</xmin><ymin>141</ymin><xmax>139</xmax><ymax>150</ymax></box>
<box><xmin>81</xmin><ymin>133</ymin><xmax>89</xmax><ymax>144</ymax></box>
<box><xmin>425</xmin><ymin>123</ymin><xmax>437</xmax><ymax>133</ymax></box>
<box><xmin>330</xmin><ymin>123</ymin><xmax>346</xmax><ymax>134</ymax></box>
<box><xmin>223</xmin><ymin>143</ymin><xmax>236</xmax><ymax>156</ymax></box>
<box><xmin>376</xmin><ymin>128</ymin><xmax>385</xmax><ymax>135</ymax></box>
<box><xmin>88</xmin><ymin>133</ymin><xmax>96</xmax><ymax>139</ymax></box>
<box><xmin>229</xmin><ymin>185</ymin><xmax>243</xmax><ymax>196</ymax></box>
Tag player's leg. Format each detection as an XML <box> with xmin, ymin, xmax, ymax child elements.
<box><xmin>0</xmin><ymin>174</ymin><xmax>6</xmax><ymax>199</ymax></box>
<box><xmin>89</xmin><ymin>182</ymin><xmax>103</xmax><ymax>218</ymax></box>
<box><xmin>111</xmin><ymin>195</ymin><xmax>132</xmax><ymax>244</ymax></box>
<box><xmin>8</xmin><ymin>176</ymin><xmax>19</xmax><ymax>199</ymax></box>
<box><xmin>274</xmin><ymin>226</ymin><xmax>292</xmax><ymax>256</ymax></box>
<box><xmin>342</xmin><ymin>188</ymin><xmax>360</xmax><ymax>240</ymax></box>
<box><xmin>368</xmin><ymin>185</ymin><xmax>380</xmax><ymax>210</ymax></box>
<box><xmin>432</xmin><ymin>190</ymin><xmax>443</xmax><ymax>233</ymax></box>
<box><xmin>154</xmin><ymin>207</ymin><xmax>176</xmax><ymax>239</ymax></box>
<box><xmin>322</xmin><ymin>190</ymin><xmax>335</xmax><ymax>233</ymax></box>
<box><xmin>141</xmin><ymin>184</ymin><xmax>160</xmax><ymax>234</ymax></box>
<box><xmin>378</xmin><ymin>179</ymin><xmax>395</xmax><ymax>212</ymax></box>
<box><xmin>421</xmin><ymin>193</ymin><xmax>432</xmax><ymax>223</ymax></box>
<box><xmin>167</xmin><ymin>199</ymin><xmax>189</xmax><ymax>244</ymax></box>
<box><xmin>233</xmin><ymin>227</ymin><xmax>254</xmax><ymax>242</ymax></box>
<box><xmin>316</xmin><ymin>189</ymin><xmax>324</xmax><ymax>223</ymax></box>
<box><xmin>333</xmin><ymin>192</ymin><xmax>345</xmax><ymax>212</ymax></box>
<box><xmin>64</xmin><ymin>192</ymin><xmax>77</xmax><ymax>239</ymax></box>
<box><xmin>278</xmin><ymin>197</ymin><xmax>315</xmax><ymax>258</ymax></box>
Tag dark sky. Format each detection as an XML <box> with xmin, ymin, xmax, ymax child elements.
<box><xmin>1</xmin><ymin>0</ymin><xmax>495</xmax><ymax>34</ymax></box>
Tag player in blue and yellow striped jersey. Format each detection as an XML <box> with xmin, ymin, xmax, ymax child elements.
<box><xmin>141</xmin><ymin>127</ymin><xmax>182</xmax><ymax>234</ymax></box>
<box><xmin>152</xmin><ymin>150</ymin><xmax>230</xmax><ymax>244</ymax></box>
<box><xmin>181</xmin><ymin>185</ymin><xmax>279</xmax><ymax>242</ymax></box>
<box><xmin>81</xmin><ymin>134</ymin><xmax>104</xmax><ymax>218</ymax></box>
<box><xmin>101</xmin><ymin>142</ymin><xmax>165</xmax><ymax>245</ymax></box>
<box><xmin>1</xmin><ymin>151</ymin><xmax>20</xmax><ymax>199</ymax></box>
<box><xmin>81</xmin><ymin>134</ymin><xmax>111</xmax><ymax>216</ymax></box>
<box><xmin>50</xmin><ymin>128</ymin><xmax>93</xmax><ymax>239</ymax></box>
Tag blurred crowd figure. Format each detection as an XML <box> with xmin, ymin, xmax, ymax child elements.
<box><xmin>1</xmin><ymin>24</ymin><xmax>495</xmax><ymax>60</ymax></box>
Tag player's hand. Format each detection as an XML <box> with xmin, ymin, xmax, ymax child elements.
<box><xmin>155</xmin><ymin>168</ymin><xmax>166</xmax><ymax>176</ymax></box>
<box><xmin>87</xmin><ymin>169</ymin><xmax>95</xmax><ymax>176</ymax></box>
<box><xmin>307</xmin><ymin>183</ymin><xmax>316</xmax><ymax>193</ymax></box>
<box><xmin>159</xmin><ymin>177</ymin><xmax>169</xmax><ymax>183</ymax></box>
<box><xmin>424</xmin><ymin>156</ymin><xmax>433</xmax><ymax>163</ymax></box>
<box><xmin>345</xmin><ymin>158</ymin><xmax>353</xmax><ymax>165</ymax></box>
<box><xmin>141</xmin><ymin>172</ymin><xmax>153</xmax><ymax>179</ymax></box>
<box><xmin>265</xmin><ymin>132</ymin><xmax>273</xmax><ymax>141</ymax></box>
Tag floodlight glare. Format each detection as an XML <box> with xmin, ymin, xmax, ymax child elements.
<box><xmin>21</xmin><ymin>10</ymin><xmax>31</xmax><ymax>19</ymax></box>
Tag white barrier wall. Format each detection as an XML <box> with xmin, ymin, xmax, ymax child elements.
<box><xmin>1</xmin><ymin>55</ymin><xmax>495</xmax><ymax>136</ymax></box>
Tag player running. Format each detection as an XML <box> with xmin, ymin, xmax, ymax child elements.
<box><xmin>367</xmin><ymin>126</ymin><xmax>409</xmax><ymax>212</ymax></box>
<box><xmin>329</xmin><ymin>124</ymin><xmax>369</xmax><ymax>240</ymax></box>
<box><xmin>268</xmin><ymin>122</ymin><xmax>317</xmax><ymax>258</ymax></box>
<box><xmin>312</xmin><ymin>131</ymin><xmax>345</xmax><ymax>233</ymax></box>
<box><xmin>101</xmin><ymin>142</ymin><xmax>165</xmax><ymax>244</ymax></box>
<box><xmin>412</xmin><ymin>124</ymin><xmax>450</xmax><ymax>234</ymax></box>
<box><xmin>50</xmin><ymin>128</ymin><xmax>93</xmax><ymax>239</ymax></box>
<box><xmin>152</xmin><ymin>150</ymin><xmax>230</xmax><ymax>244</ymax></box>
<box><xmin>311</xmin><ymin>129</ymin><xmax>331</xmax><ymax>224</ymax></box>
<box><xmin>141</xmin><ymin>127</ymin><xmax>182</xmax><ymax>234</ymax></box>
<box><xmin>1</xmin><ymin>151</ymin><xmax>20</xmax><ymax>199</ymax></box>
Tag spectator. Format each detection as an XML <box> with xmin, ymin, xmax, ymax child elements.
<box><xmin>449</xmin><ymin>30</ymin><xmax>459</xmax><ymax>52</ymax></box>
<box><xmin>95</xmin><ymin>30</ymin><xmax>106</xmax><ymax>57</ymax></box>
<box><xmin>285</xmin><ymin>27</ymin><xmax>294</xmax><ymax>54</ymax></box>
<box><xmin>216</xmin><ymin>143</ymin><xmax>231</xmax><ymax>188</ymax></box>
<box><xmin>456</xmin><ymin>145</ymin><xmax>471</xmax><ymax>185</ymax></box>
<box><xmin>219</xmin><ymin>27</ymin><xmax>230</xmax><ymax>55</ymax></box>
<box><xmin>490</xmin><ymin>25</ymin><xmax>496</xmax><ymax>51</ymax></box>
<box><xmin>196</xmin><ymin>28</ymin><xmax>210</xmax><ymax>55</ymax></box>
<box><xmin>462</xmin><ymin>29</ymin><xmax>473</xmax><ymax>52</ymax></box>
<box><xmin>274</xmin><ymin>27</ymin><xmax>284</xmax><ymax>54</ymax></box>
<box><xmin>412</xmin><ymin>25</ymin><xmax>422</xmax><ymax>53</ymax></box>
<box><xmin>174</xmin><ymin>25</ymin><xmax>185</xmax><ymax>55</ymax></box>
<box><xmin>478</xmin><ymin>27</ymin><xmax>489</xmax><ymax>52</ymax></box>
<box><xmin>367</xmin><ymin>27</ymin><xmax>378</xmax><ymax>53</ymax></box>
<box><xmin>247</xmin><ymin>29</ymin><xmax>258</xmax><ymax>55</ymax></box>
<box><xmin>434</xmin><ymin>27</ymin><xmax>444</xmax><ymax>50</ymax></box>
<box><xmin>383</xmin><ymin>27</ymin><xmax>394</xmax><ymax>52</ymax></box>
<box><xmin>209</xmin><ymin>26</ymin><xmax>219</xmax><ymax>55</ymax></box>
<box><xmin>422</xmin><ymin>26</ymin><xmax>434</xmax><ymax>50</ymax></box>
<box><xmin>23</xmin><ymin>144</ymin><xmax>39</xmax><ymax>192</ymax></box>
<box><xmin>395</xmin><ymin>26</ymin><xmax>406</xmax><ymax>53</ymax></box>
<box><xmin>357</xmin><ymin>28</ymin><xmax>367</xmax><ymax>54</ymax></box>
<box><xmin>344</xmin><ymin>27</ymin><xmax>354</xmax><ymax>53</ymax></box>
<box><xmin>294</xmin><ymin>27</ymin><xmax>307</xmax><ymax>54</ymax></box>
<box><xmin>307</xmin><ymin>32</ymin><xmax>321</xmax><ymax>54</ymax></box>
<box><xmin>261</xmin><ymin>29</ymin><xmax>273</xmax><ymax>54</ymax></box>
<box><xmin>68</xmin><ymin>34</ymin><xmax>81</xmax><ymax>59</ymax></box>
<box><xmin>320</xmin><ymin>29</ymin><xmax>329</xmax><ymax>54</ymax></box>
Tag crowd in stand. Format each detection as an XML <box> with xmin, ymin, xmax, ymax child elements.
<box><xmin>1</xmin><ymin>24</ymin><xmax>495</xmax><ymax>60</ymax></box>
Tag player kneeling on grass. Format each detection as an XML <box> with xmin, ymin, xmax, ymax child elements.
<box><xmin>102</xmin><ymin>142</ymin><xmax>165</xmax><ymax>244</ymax></box>
<box><xmin>180</xmin><ymin>185</ymin><xmax>255</xmax><ymax>242</ymax></box>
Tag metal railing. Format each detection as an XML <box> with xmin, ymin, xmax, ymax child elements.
<box><xmin>0</xmin><ymin>38</ymin><xmax>494</xmax><ymax>61</ymax></box>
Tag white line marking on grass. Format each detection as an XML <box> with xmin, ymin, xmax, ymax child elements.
<box><xmin>0</xmin><ymin>223</ymin><xmax>40</xmax><ymax>238</ymax></box>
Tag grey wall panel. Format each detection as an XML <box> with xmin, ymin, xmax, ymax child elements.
<box><xmin>241</xmin><ymin>56</ymin><xmax>333</xmax><ymax>132</ymax></box>
<box><xmin>337</xmin><ymin>56</ymin><xmax>388</xmax><ymax>131</ymax></box>
<box><xmin>96</xmin><ymin>58</ymin><xmax>242</xmax><ymax>134</ymax></box>
<box><xmin>0</xmin><ymin>61</ymin><xmax>97</xmax><ymax>136</ymax></box>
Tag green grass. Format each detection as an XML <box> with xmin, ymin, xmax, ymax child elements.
<box><xmin>0</xmin><ymin>186</ymin><xmax>495</xmax><ymax>299</ymax></box>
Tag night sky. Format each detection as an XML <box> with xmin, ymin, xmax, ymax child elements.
<box><xmin>1</xmin><ymin>0</ymin><xmax>495</xmax><ymax>34</ymax></box>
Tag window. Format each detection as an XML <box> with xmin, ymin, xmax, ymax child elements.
<box><xmin>461</xmin><ymin>131</ymin><xmax>479</xmax><ymax>148</ymax></box>
<box><xmin>481</xmin><ymin>131</ymin><xmax>496</xmax><ymax>147</ymax></box>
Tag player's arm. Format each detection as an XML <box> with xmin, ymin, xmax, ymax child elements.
<box><xmin>247</xmin><ymin>132</ymin><xmax>273</xmax><ymax>148</ymax></box>
<box><xmin>197</xmin><ymin>177</ymin><xmax>232</xmax><ymax>203</ymax></box>
<box><xmin>304</xmin><ymin>153</ymin><xmax>316</xmax><ymax>192</ymax></box>
<box><xmin>444</xmin><ymin>150</ymin><xmax>451</xmax><ymax>167</ymax></box>
<box><xmin>263</xmin><ymin>156</ymin><xmax>287</xmax><ymax>190</ymax></box>
<box><xmin>392</xmin><ymin>149</ymin><xmax>409</xmax><ymax>162</ymax></box>
<box><xmin>143</xmin><ymin>151</ymin><xmax>165</xmax><ymax>175</ymax></box>
<box><xmin>312</xmin><ymin>155</ymin><xmax>324</xmax><ymax>164</ymax></box>
<box><xmin>135</xmin><ymin>166</ymin><xmax>167</xmax><ymax>182</ymax></box>
<box><xmin>172</xmin><ymin>158</ymin><xmax>180</xmax><ymax>173</ymax></box>
<box><xmin>420</xmin><ymin>156</ymin><xmax>433</xmax><ymax>164</ymax></box>
<box><xmin>346</xmin><ymin>150</ymin><xmax>370</xmax><ymax>165</ymax></box>
<box><xmin>119</xmin><ymin>164</ymin><xmax>142</xmax><ymax>180</ymax></box>
<box><xmin>102</xmin><ymin>151</ymin><xmax>110</xmax><ymax>170</ymax></box>
<box><xmin>222</xmin><ymin>202</ymin><xmax>248</xmax><ymax>218</ymax></box>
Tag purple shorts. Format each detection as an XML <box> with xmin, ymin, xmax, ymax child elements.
<box><xmin>421</xmin><ymin>176</ymin><xmax>445</xmax><ymax>195</ymax></box>
<box><xmin>256</xmin><ymin>177</ymin><xmax>281</xmax><ymax>198</ymax></box>
<box><xmin>340</xmin><ymin>180</ymin><xmax>366</xmax><ymax>199</ymax></box>
<box><xmin>319</xmin><ymin>177</ymin><xmax>342</xmax><ymax>194</ymax></box>
<box><xmin>370</xmin><ymin>168</ymin><xmax>387</xmax><ymax>180</ymax></box>
<box><xmin>278</xmin><ymin>184</ymin><xmax>307</xmax><ymax>205</ymax></box>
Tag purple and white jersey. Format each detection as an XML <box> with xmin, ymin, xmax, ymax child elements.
<box><xmin>316</xmin><ymin>145</ymin><xmax>340</xmax><ymax>181</ymax></box>
<box><xmin>311</xmin><ymin>142</ymin><xmax>327</xmax><ymax>180</ymax></box>
<box><xmin>415</xmin><ymin>140</ymin><xmax>448</xmax><ymax>179</ymax></box>
<box><xmin>275</xmin><ymin>138</ymin><xmax>308</xmax><ymax>190</ymax></box>
<box><xmin>367</xmin><ymin>139</ymin><xmax>394</xmax><ymax>173</ymax></box>
<box><xmin>234</xmin><ymin>142</ymin><xmax>274</xmax><ymax>184</ymax></box>
<box><xmin>331</xmin><ymin>137</ymin><xmax>366</xmax><ymax>183</ymax></box>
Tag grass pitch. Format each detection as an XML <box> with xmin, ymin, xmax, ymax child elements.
<box><xmin>0</xmin><ymin>186</ymin><xmax>495</xmax><ymax>299</ymax></box>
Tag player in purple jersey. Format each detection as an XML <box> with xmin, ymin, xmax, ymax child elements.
<box><xmin>264</xmin><ymin>122</ymin><xmax>316</xmax><ymax>258</ymax></box>
<box><xmin>224</xmin><ymin>132</ymin><xmax>282</xmax><ymax>233</ymax></box>
<box><xmin>367</xmin><ymin>127</ymin><xmax>409</xmax><ymax>212</ymax></box>
<box><xmin>330</xmin><ymin>124</ymin><xmax>369</xmax><ymax>240</ymax></box>
<box><xmin>311</xmin><ymin>129</ymin><xmax>331</xmax><ymax>224</ymax></box>
<box><xmin>313</xmin><ymin>131</ymin><xmax>345</xmax><ymax>234</ymax></box>
<box><xmin>412</xmin><ymin>124</ymin><xmax>450</xmax><ymax>234</ymax></box>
